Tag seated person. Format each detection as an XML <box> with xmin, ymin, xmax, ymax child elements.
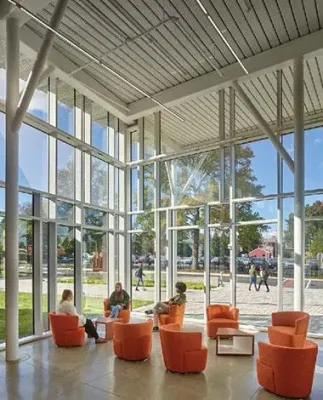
<box><xmin>109</xmin><ymin>282</ymin><xmax>130</xmax><ymax>318</ymax></box>
<box><xmin>56</xmin><ymin>289</ymin><xmax>106</xmax><ymax>344</ymax></box>
<box><xmin>145</xmin><ymin>282</ymin><xmax>187</xmax><ymax>332</ymax></box>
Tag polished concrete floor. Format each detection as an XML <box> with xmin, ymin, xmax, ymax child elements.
<box><xmin>0</xmin><ymin>322</ymin><xmax>322</xmax><ymax>400</ymax></box>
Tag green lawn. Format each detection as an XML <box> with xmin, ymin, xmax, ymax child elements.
<box><xmin>0</xmin><ymin>291</ymin><xmax>152</xmax><ymax>343</ymax></box>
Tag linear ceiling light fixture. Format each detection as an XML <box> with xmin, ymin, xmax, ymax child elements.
<box><xmin>7</xmin><ymin>0</ymin><xmax>185</xmax><ymax>122</ymax></box>
<box><xmin>196</xmin><ymin>0</ymin><xmax>249</xmax><ymax>74</ymax></box>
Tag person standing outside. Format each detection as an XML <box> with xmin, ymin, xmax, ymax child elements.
<box><xmin>257</xmin><ymin>265</ymin><xmax>270</xmax><ymax>292</ymax></box>
<box><xmin>249</xmin><ymin>264</ymin><xmax>257</xmax><ymax>291</ymax></box>
<box><xmin>135</xmin><ymin>265</ymin><xmax>145</xmax><ymax>291</ymax></box>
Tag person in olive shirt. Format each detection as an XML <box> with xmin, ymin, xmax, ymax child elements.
<box><xmin>109</xmin><ymin>282</ymin><xmax>130</xmax><ymax>318</ymax></box>
<box><xmin>145</xmin><ymin>282</ymin><xmax>187</xmax><ymax>332</ymax></box>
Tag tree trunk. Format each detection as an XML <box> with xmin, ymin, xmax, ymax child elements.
<box><xmin>192</xmin><ymin>228</ymin><xmax>200</xmax><ymax>270</ymax></box>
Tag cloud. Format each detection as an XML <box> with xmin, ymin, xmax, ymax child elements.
<box><xmin>315</xmin><ymin>138</ymin><xmax>322</xmax><ymax>144</ymax></box>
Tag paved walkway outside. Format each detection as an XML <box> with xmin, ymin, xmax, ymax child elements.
<box><xmin>1</xmin><ymin>277</ymin><xmax>322</xmax><ymax>334</ymax></box>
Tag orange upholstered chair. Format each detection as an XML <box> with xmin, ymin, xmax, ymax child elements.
<box><xmin>103</xmin><ymin>298</ymin><xmax>131</xmax><ymax>323</ymax></box>
<box><xmin>159</xmin><ymin>324</ymin><xmax>208</xmax><ymax>373</ymax></box>
<box><xmin>158</xmin><ymin>303</ymin><xmax>185</xmax><ymax>327</ymax></box>
<box><xmin>268</xmin><ymin>311</ymin><xmax>309</xmax><ymax>348</ymax></box>
<box><xmin>257</xmin><ymin>340</ymin><xmax>318</xmax><ymax>398</ymax></box>
<box><xmin>113</xmin><ymin>319</ymin><xmax>153</xmax><ymax>361</ymax></box>
<box><xmin>49</xmin><ymin>312</ymin><xmax>85</xmax><ymax>347</ymax></box>
<box><xmin>206</xmin><ymin>304</ymin><xmax>239</xmax><ymax>338</ymax></box>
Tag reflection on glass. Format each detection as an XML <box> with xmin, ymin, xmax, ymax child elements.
<box><xmin>18</xmin><ymin>219</ymin><xmax>34</xmax><ymax>338</ymax></box>
<box><xmin>143</xmin><ymin>165</ymin><xmax>154</xmax><ymax>210</ymax></box>
<box><xmin>57</xmin><ymin>141</ymin><xmax>75</xmax><ymax>199</ymax></box>
<box><xmin>18</xmin><ymin>192</ymin><xmax>33</xmax><ymax>216</ymax></box>
<box><xmin>57</xmin><ymin>80</ymin><xmax>74</xmax><ymax>135</ymax></box>
<box><xmin>131</xmin><ymin>213</ymin><xmax>154</xmax><ymax>230</ymax></box>
<box><xmin>57</xmin><ymin>201</ymin><xmax>74</xmax><ymax>224</ymax></box>
<box><xmin>84</xmin><ymin>207</ymin><xmax>105</xmax><ymax>227</ymax></box>
<box><xmin>131</xmin><ymin>232</ymin><xmax>155</xmax><ymax>309</ymax></box>
<box><xmin>210</xmin><ymin>204</ymin><xmax>230</xmax><ymax>224</ymax></box>
<box><xmin>92</xmin><ymin>104</ymin><xmax>108</xmax><ymax>153</ymax></box>
<box><xmin>160</xmin><ymin>163</ymin><xmax>171</xmax><ymax>207</ymax></box>
<box><xmin>91</xmin><ymin>157</ymin><xmax>108</xmax><ymax>208</ymax></box>
<box><xmin>82</xmin><ymin>230</ymin><xmax>107</xmax><ymax>317</ymax></box>
<box><xmin>131</xmin><ymin>168</ymin><xmax>138</xmax><ymax>211</ymax></box>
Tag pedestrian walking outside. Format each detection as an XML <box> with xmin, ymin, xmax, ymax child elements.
<box><xmin>249</xmin><ymin>264</ymin><xmax>257</xmax><ymax>291</ymax></box>
<box><xmin>257</xmin><ymin>265</ymin><xmax>270</xmax><ymax>292</ymax></box>
<box><xmin>135</xmin><ymin>265</ymin><xmax>145</xmax><ymax>291</ymax></box>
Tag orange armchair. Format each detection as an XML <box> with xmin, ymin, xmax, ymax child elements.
<box><xmin>257</xmin><ymin>340</ymin><xmax>318</xmax><ymax>398</ymax></box>
<box><xmin>206</xmin><ymin>304</ymin><xmax>239</xmax><ymax>338</ymax></box>
<box><xmin>158</xmin><ymin>303</ymin><xmax>185</xmax><ymax>327</ymax></box>
<box><xmin>159</xmin><ymin>324</ymin><xmax>208</xmax><ymax>373</ymax></box>
<box><xmin>103</xmin><ymin>298</ymin><xmax>131</xmax><ymax>323</ymax></box>
<box><xmin>268</xmin><ymin>311</ymin><xmax>309</xmax><ymax>348</ymax></box>
<box><xmin>49</xmin><ymin>312</ymin><xmax>85</xmax><ymax>347</ymax></box>
<box><xmin>113</xmin><ymin>319</ymin><xmax>153</xmax><ymax>361</ymax></box>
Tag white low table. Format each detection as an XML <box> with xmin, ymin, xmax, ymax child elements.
<box><xmin>216</xmin><ymin>328</ymin><xmax>254</xmax><ymax>356</ymax></box>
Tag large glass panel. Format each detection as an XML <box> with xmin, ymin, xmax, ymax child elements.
<box><xmin>57</xmin><ymin>141</ymin><xmax>75</xmax><ymax>199</ymax></box>
<box><xmin>82</xmin><ymin>230</ymin><xmax>107</xmax><ymax>317</ymax></box>
<box><xmin>143</xmin><ymin>165</ymin><xmax>154</xmax><ymax>211</ymax></box>
<box><xmin>130</xmin><ymin>130</ymin><xmax>139</xmax><ymax>161</ymax></box>
<box><xmin>176</xmin><ymin>229</ymin><xmax>204</xmax><ymax>318</ymax></box>
<box><xmin>235</xmin><ymin>199</ymin><xmax>277</xmax><ymax>222</ymax></box>
<box><xmin>18</xmin><ymin>192</ymin><xmax>33</xmax><ymax>216</ymax></box>
<box><xmin>84</xmin><ymin>207</ymin><xmax>105</xmax><ymax>227</ymax></box>
<box><xmin>236</xmin><ymin>223</ymin><xmax>277</xmax><ymax>328</ymax></box>
<box><xmin>91</xmin><ymin>157</ymin><xmax>108</xmax><ymax>208</ymax></box>
<box><xmin>92</xmin><ymin>104</ymin><xmax>108</xmax><ymax>153</ymax></box>
<box><xmin>144</xmin><ymin>115</ymin><xmax>154</xmax><ymax>159</ymax></box>
<box><xmin>282</xmin><ymin>133</ymin><xmax>294</xmax><ymax>193</ymax></box>
<box><xmin>0</xmin><ymin>112</ymin><xmax>5</xmax><ymax>181</ymax></box>
<box><xmin>19</xmin><ymin>124</ymin><xmax>48</xmax><ymax>191</ymax></box>
<box><xmin>57</xmin><ymin>201</ymin><xmax>74</xmax><ymax>224</ymax></box>
<box><xmin>305</xmin><ymin>126</ymin><xmax>323</xmax><ymax>190</ymax></box>
<box><xmin>0</xmin><ymin>216</ymin><xmax>4</xmax><ymax>343</ymax></box>
<box><xmin>170</xmin><ymin>151</ymin><xmax>220</xmax><ymax>206</ymax></box>
<box><xmin>131</xmin><ymin>168</ymin><xmax>138</xmax><ymax>211</ymax></box>
<box><xmin>18</xmin><ymin>219</ymin><xmax>34</xmax><ymax>338</ymax></box>
<box><xmin>57</xmin><ymin>80</ymin><xmax>74</xmax><ymax>135</ymax></box>
<box><xmin>235</xmin><ymin>139</ymin><xmax>277</xmax><ymax>198</ymax></box>
<box><xmin>0</xmin><ymin>187</ymin><xmax>4</xmax><ymax>212</ymax></box>
<box><xmin>131</xmin><ymin>232</ymin><xmax>155</xmax><ymax>310</ymax></box>
<box><xmin>57</xmin><ymin>226</ymin><xmax>75</xmax><ymax>289</ymax></box>
<box><xmin>210</xmin><ymin>228</ymin><xmax>230</xmax><ymax>305</ymax></box>
<box><xmin>282</xmin><ymin>197</ymin><xmax>294</xmax><ymax>311</ymax></box>
<box><xmin>160</xmin><ymin>162</ymin><xmax>171</xmax><ymax>207</ymax></box>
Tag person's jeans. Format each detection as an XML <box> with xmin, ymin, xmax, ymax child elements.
<box><xmin>84</xmin><ymin>319</ymin><xmax>99</xmax><ymax>340</ymax></box>
<box><xmin>153</xmin><ymin>301</ymin><xmax>169</xmax><ymax>327</ymax></box>
<box><xmin>111</xmin><ymin>304</ymin><xmax>124</xmax><ymax>318</ymax></box>
<box><xmin>136</xmin><ymin>277</ymin><xmax>144</xmax><ymax>289</ymax></box>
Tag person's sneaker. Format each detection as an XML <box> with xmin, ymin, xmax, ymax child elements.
<box><xmin>96</xmin><ymin>337</ymin><xmax>107</xmax><ymax>344</ymax></box>
<box><xmin>145</xmin><ymin>309</ymin><xmax>153</xmax><ymax>315</ymax></box>
<box><xmin>153</xmin><ymin>326</ymin><xmax>159</xmax><ymax>332</ymax></box>
<box><xmin>135</xmin><ymin>288</ymin><xmax>139</xmax><ymax>291</ymax></box>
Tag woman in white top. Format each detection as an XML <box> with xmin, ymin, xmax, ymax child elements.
<box><xmin>56</xmin><ymin>289</ymin><xmax>106</xmax><ymax>344</ymax></box>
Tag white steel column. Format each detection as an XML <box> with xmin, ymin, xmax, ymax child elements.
<box><xmin>48</xmin><ymin>222</ymin><xmax>57</xmax><ymax>314</ymax></box>
<box><xmin>204</xmin><ymin>205</ymin><xmax>210</xmax><ymax>317</ymax></box>
<box><xmin>229</xmin><ymin>88</ymin><xmax>236</xmax><ymax>307</ymax></box>
<box><xmin>277</xmin><ymin>70</ymin><xmax>284</xmax><ymax>311</ymax></box>
<box><xmin>154</xmin><ymin>112</ymin><xmax>161</xmax><ymax>303</ymax></box>
<box><xmin>219</xmin><ymin>90</ymin><xmax>225</xmax><ymax>202</ymax></box>
<box><xmin>294</xmin><ymin>57</ymin><xmax>305</xmax><ymax>311</ymax></box>
<box><xmin>5</xmin><ymin>17</ymin><xmax>20</xmax><ymax>361</ymax></box>
<box><xmin>166</xmin><ymin>209</ymin><xmax>173</xmax><ymax>299</ymax></box>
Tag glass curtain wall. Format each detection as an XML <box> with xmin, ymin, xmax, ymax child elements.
<box><xmin>0</xmin><ymin>74</ymin><xmax>126</xmax><ymax>345</ymax></box>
